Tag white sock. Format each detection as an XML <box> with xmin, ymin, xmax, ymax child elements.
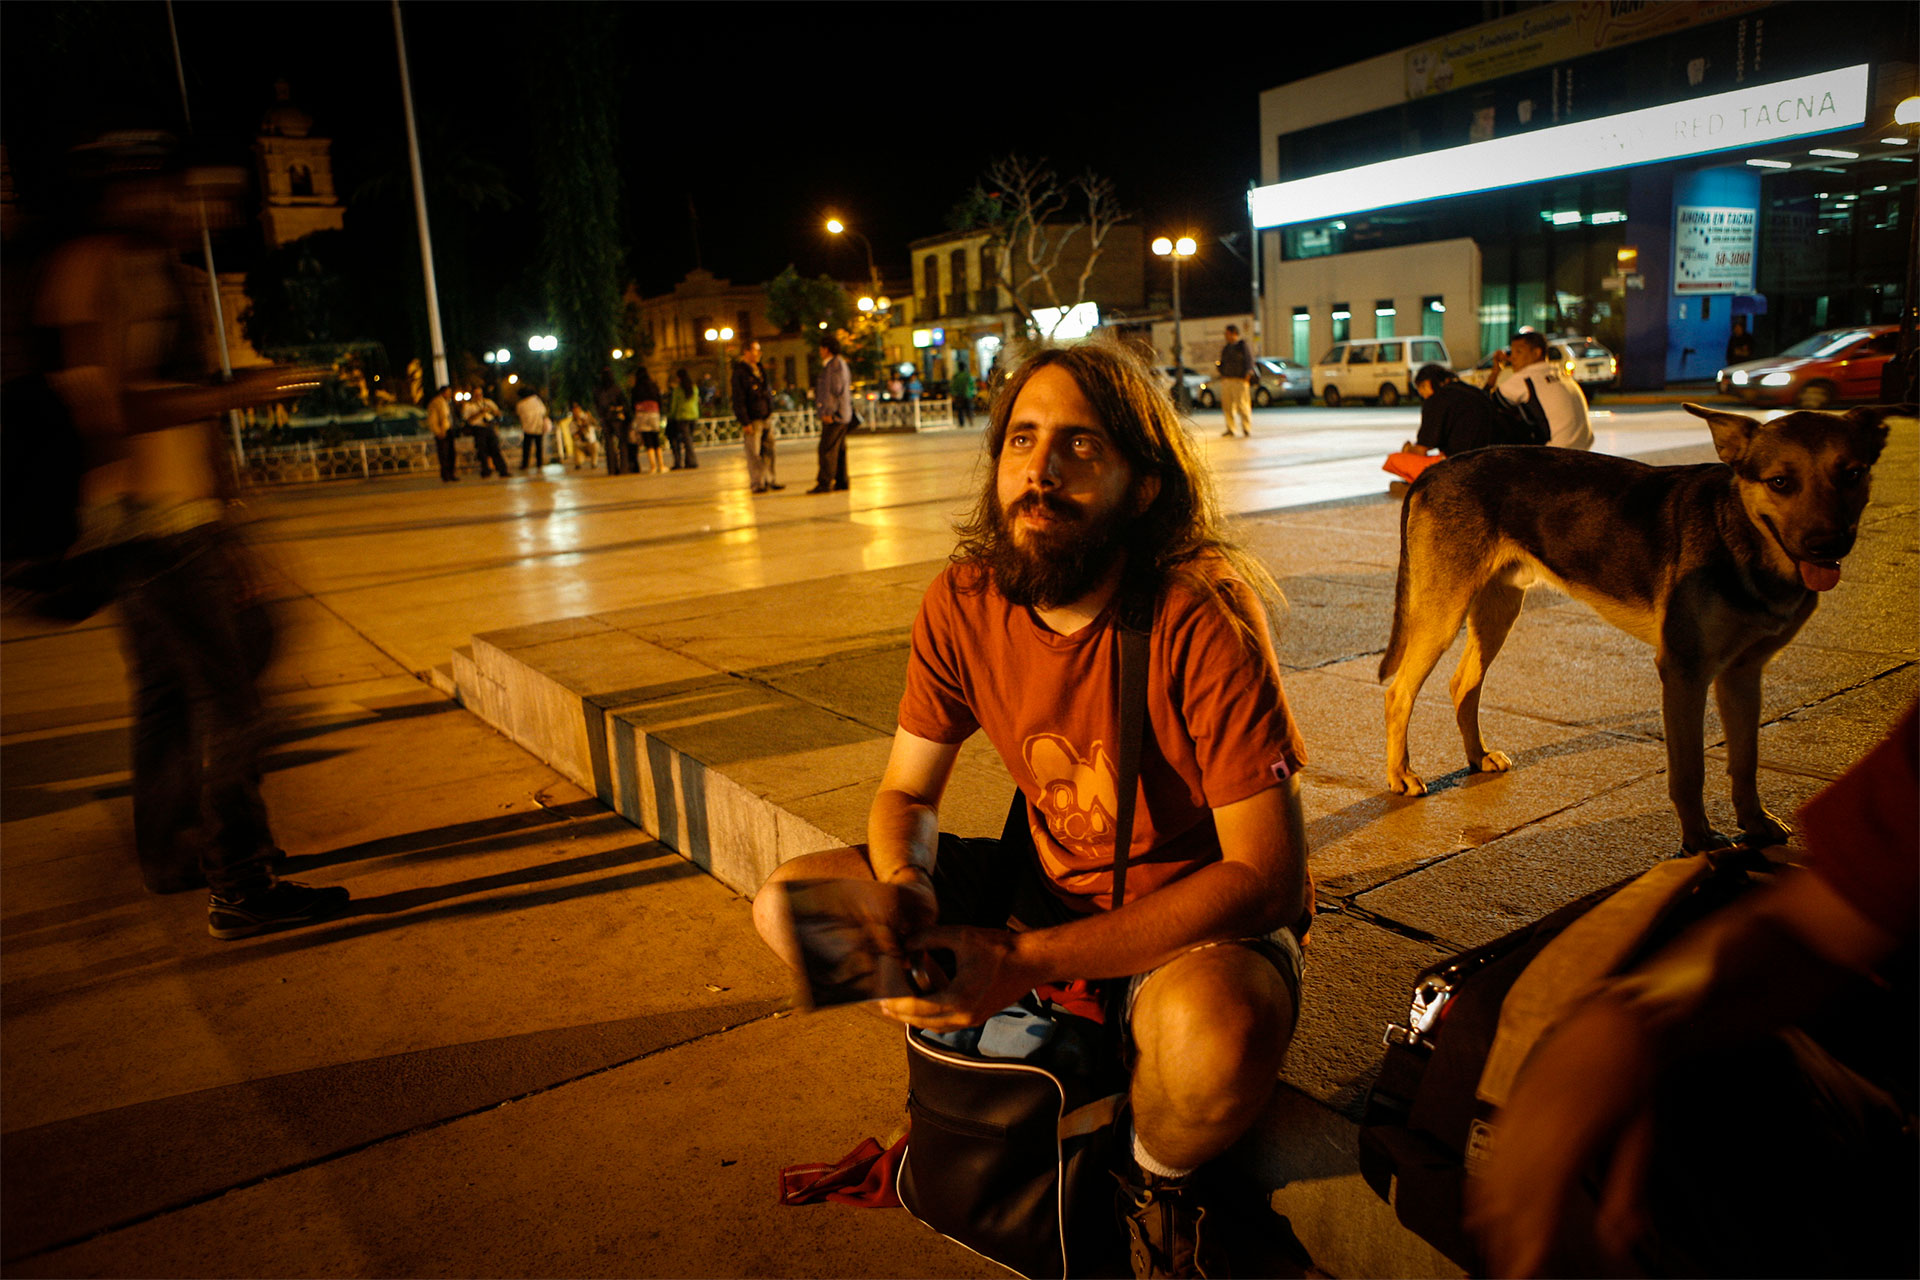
<box><xmin>1130</xmin><ymin>1122</ymin><xmax>1194</xmax><ymax>1180</ymax></box>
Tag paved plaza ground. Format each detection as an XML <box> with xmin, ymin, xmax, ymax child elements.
<box><xmin>4</xmin><ymin>402</ymin><xmax>1913</xmax><ymax>1277</ymax></box>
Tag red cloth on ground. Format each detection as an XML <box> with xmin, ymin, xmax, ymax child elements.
<box><xmin>1382</xmin><ymin>450</ymin><xmax>1445</xmax><ymax>482</ymax></box>
<box><xmin>779</xmin><ymin>1135</ymin><xmax>905</xmax><ymax>1208</ymax></box>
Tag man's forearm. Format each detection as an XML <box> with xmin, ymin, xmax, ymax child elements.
<box><xmin>1013</xmin><ymin>858</ymin><xmax>1294</xmax><ymax>984</ymax></box>
<box><xmin>867</xmin><ymin>787</ymin><xmax>942</xmax><ymax>885</ymax></box>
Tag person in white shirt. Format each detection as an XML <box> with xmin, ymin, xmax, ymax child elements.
<box><xmin>516</xmin><ymin>388</ymin><xmax>551</xmax><ymax>472</ymax></box>
<box><xmin>1488</xmin><ymin>331</ymin><xmax>1593</xmax><ymax>451</ymax></box>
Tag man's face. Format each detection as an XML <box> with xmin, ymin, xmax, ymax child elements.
<box><xmin>1511</xmin><ymin>337</ymin><xmax>1546</xmax><ymax>366</ymax></box>
<box><xmin>1415</xmin><ymin>378</ymin><xmax>1437</xmax><ymax>400</ymax></box>
<box><xmin>985</xmin><ymin>364</ymin><xmax>1152</xmax><ymax>608</ymax></box>
<box><xmin>744</xmin><ymin>343</ymin><xmax>761</xmax><ymax>366</ymax></box>
<box><xmin>819</xmin><ymin>346</ymin><xmax>831</xmax><ymax>362</ymax></box>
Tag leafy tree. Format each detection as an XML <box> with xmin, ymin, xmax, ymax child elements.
<box><xmin>950</xmin><ymin>155</ymin><xmax>1128</xmax><ymax>340</ymax></box>
<box><xmin>533</xmin><ymin>4</ymin><xmax>624</xmax><ymax>408</ymax></box>
<box><xmin>766</xmin><ymin>265</ymin><xmax>854</xmax><ymax>335</ymax></box>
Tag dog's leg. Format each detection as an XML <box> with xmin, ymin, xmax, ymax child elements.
<box><xmin>1384</xmin><ymin>590</ymin><xmax>1476</xmax><ymax>797</ymax></box>
<box><xmin>1715</xmin><ymin>654</ymin><xmax>1792</xmax><ymax>847</ymax></box>
<box><xmin>1451</xmin><ymin>575</ymin><xmax>1525</xmax><ymax>774</ymax></box>
<box><xmin>1657</xmin><ymin>651</ymin><xmax>1728</xmax><ymax>851</ymax></box>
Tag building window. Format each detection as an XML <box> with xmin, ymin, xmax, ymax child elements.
<box><xmin>950</xmin><ymin>248</ymin><xmax>968</xmax><ymax>311</ymax></box>
<box><xmin>1291</xmin><ymin>307</ymin><xmax>1311</xmax><ymax>364</ymax></box>
<box><xmin>922</xmin><ymin>256</ymin><xmax>939</xmax><ymax>304</ymax></box>
<box><xmin>784</xmin><ymin>356</ymin><xmax>797</xmax><ymax>388</ymax></box>
<box><xmin>1332</xmin><ymin>304</ymin><xmax>1351</xmax><ymax>344</ymax></box>
<box><xmin>1374</xmin><ymin>300</ymin><xmax>1396</xmax><ymax>339</ymax></box>
<box><xmin>694</xmin><ymin>316</ymin><xmax>713</xmax><ymax>355</ymax></box>
<box><xmin>288</xmin><ymin>163</ymin><xmax>313</xmax><ymax>197</ymax></box>
<box><xmin>737</xmin><ymin>310</ymin><xmax>752</xmax><ymax>341</ymax></box>
<box><xmin>1422</xmin><ymin>296</ymin><xmax>1446</xmax><ymax>338</ymax></box>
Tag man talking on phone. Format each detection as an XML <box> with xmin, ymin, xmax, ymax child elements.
<box><xmin>752</xmin><ymin>340</ymin><xmax>1311</xmax><ymax>1278</ymax></box>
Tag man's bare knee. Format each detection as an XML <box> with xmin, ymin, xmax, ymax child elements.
<box><xmin>750</xmin><ymin>845</ymin><xmax>878</xmax><ymax>957</ymax></box>
<box><xmin>1133</xmin><ymin>947</ymin><xmax>1294</xmax><ymax>1113</ymax></box>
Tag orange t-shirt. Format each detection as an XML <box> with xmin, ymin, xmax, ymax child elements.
<box><xmin>898</xmin><ymin>560</ymin><xmax>1309</xmax><ymax>914</ymax></box>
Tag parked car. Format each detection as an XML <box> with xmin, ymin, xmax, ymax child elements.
<box><xmin>1546</xmin><ymin>335</ymin><xmax>1619</xmax><ymax>397</ymax></box>
<box><xmin>1200</xmin><ymin>357</ymin><xmax>1310</xmax><ymax>408</ymax></box>
<box><xmin>1155</xmin><ymin>365</ymin><xmax>1211</xmax><ymax>405</ymax></box>
<box><xmin>1717</xmin><ymin>325</ymin><xmax>1900</xmax><ymax>408</ymax></box>
<box><xmin>1313</xmin><ymin>336</ymin><xmax>1452</xmax><ymax>406</ymax></box>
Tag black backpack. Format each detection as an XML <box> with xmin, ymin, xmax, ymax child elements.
<box><xmin>1488</xmin><ymin>376</ymin><xmax>1551</xmax><ymax>446</ymax></box>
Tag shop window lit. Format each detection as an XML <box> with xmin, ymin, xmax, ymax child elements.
<box><xmin>1375</xmin><ymin>301</ymin><xmax>1396</xmax><ymax>339</ymax></box>
<box><xmin>1422</xmin><ymin>296</ymin><xmax>1445</xmax><ymax>338</ymax></box>
<box><xmin>1292</xmin><ymin>307</ymin><xmax>1311</xmax><ymax>364</ymax></box>
<box><xmin>1332</xmin><ymin>304</ymin><xmax>1351</xmax><ymax>343</ymax></box>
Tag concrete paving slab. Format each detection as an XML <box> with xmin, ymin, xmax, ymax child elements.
<box><xmin>1350</xmin><ymin>766</ymin><xmax>1833</xmax><ymax>953</ymax></box>
<box><xmin>14</xmin><ymin>1009</ymin><xmax>1002</xmax><ymax>1280</ymax></box>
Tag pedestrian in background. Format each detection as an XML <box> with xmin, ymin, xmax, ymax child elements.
<box><xmin>668</xmin><ymin>367</ymin><xmax>700</xmax><ymax>470</ymax></box>
<box><xmin>809</xmin><ymin>334</ymin><xmax>853</xmax><ymax>494</ymax></box>
<box><xmin>950</xmin><ymin>361</ymin><xmax>975</xmax><ymax>428</ymax></box>
<box><xmin>594</xmin><ymin>367</ymin><xmax>632</xmax><ymax>475</ymax></box>
<box><xmin>732</xmin><ymin>339</ymin><xmax>781</xmax><ymax>493</ymax></box>
<box><xmin>462</xmin><ymin>384</ymin><xmax>510</xmax><ymax>478</ymax></box>
<box><xmin>1216</xmin><ymin>323</ymin><xmax>1256</xmax><ymax>438</ymax></box>
<box><xmin>1726</xmin><ymin>315</ymin><xmax>1755</xmax><ymax>366</ymax></box>
<box><xmin>427</xmin><ymin>384</ymin><xmax>459</xmax><ymax>481</ymax></box>
<box><xmin>631</xmin><ymin>365</ymin><xmax>666</xmax><ymax>474</ymax></box>
<box><xmin>516</xmin><ymin>385</ymin><xmax>551</xmax><ymax>471</ymax></box>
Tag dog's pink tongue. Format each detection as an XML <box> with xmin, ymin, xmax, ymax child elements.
<box><xmin>1799</xmin><ymin>560</ymin><xmax>1843</xmax><ymax>592</ymax></box>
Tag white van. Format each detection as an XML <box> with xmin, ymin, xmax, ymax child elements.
<box><xmin>1313</xmin><ymin>336</ymin><xmax>1452</xmax><ymax>407</ymax></box>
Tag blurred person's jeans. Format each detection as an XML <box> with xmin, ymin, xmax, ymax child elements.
<box><xmin>743</xmin><ymin>420</ymin><xmax>775</xmax><ymax>490</ymax></box>
<box><xmin>117</xmin><ymin>524</ymin><xmax>279</xmax><ymax>899</ymax></box>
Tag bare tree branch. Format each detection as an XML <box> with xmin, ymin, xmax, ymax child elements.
<box><xmin>971</xmin><ymin>154</ymin><xmax>1130</xmax><ymax>340</ymax></box>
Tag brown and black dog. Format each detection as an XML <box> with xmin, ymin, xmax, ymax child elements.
<box><xmin>1380</xmin><ymin>402</ymin><xmax>1901</xmax><ymax>851</ymax></box>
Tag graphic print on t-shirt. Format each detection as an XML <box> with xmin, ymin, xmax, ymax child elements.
<box><xmin>1023</xmin><ymin>733</ymin><xmax>1117</xmax><ymax>854</ymax></box>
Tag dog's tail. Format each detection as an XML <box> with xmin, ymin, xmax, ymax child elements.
<box><xmin>1378</xmin><ymin>485</ymin><xmax>1416</xmax><ymax>683</ymax></box>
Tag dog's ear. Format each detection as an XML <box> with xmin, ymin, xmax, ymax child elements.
<box><xmin>1841</xmin><ymin>404</ymin><xmax>1911</xmax><ymax>463</ymax></box>
<box><xmin>1682</xmin><ymin>402</ymin><xmax>1761</xmax><ymax>465</ymax></box>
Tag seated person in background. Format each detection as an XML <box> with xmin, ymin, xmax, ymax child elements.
<box><xmin>1485</xmin><ymin>330</ymin><xmax>1593</xmax><ymax>450</ymax></box>
<box><xmin>1468</xmin><ymin>703</ymin><xmax>1918</xmax><ymax>1279</ymax></box>
<box><xmin>1405</xmin><ymin>363</ymin><xmax>1511</xmax><ymax>459</ymax></box>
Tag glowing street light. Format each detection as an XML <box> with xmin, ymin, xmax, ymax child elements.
<box><xmin>1152</xmin><ymin>236</ymin><xmax>1198</xmax><ymax>410</ymax></box>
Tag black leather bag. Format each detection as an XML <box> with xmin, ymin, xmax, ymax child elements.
<box><xmin>896</xmin><ymin>601</ymin><xmax>1152</xmax><ymax>1279</ymax></box>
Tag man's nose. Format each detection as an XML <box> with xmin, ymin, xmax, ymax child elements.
<box><xmin>1023</xmin><ymin>439</ymin><xmax>1065</xmax><ymax>487</ymax></box>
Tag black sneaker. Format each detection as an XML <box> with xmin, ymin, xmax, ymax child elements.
<box><xmin>1117</xmin><ymin>1167</ymin><xmax>1222</xmax><ymax>1279</ymax></box>
<box><xmin>208</xmin><ymin>880</ymin><xmax>350</xmax><ymax>940</ymax></box>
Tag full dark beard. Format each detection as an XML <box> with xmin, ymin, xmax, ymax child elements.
<box><xmin>979</xmin><ymin>489</ymin><xmax>1129</xmax><ymax>609</ymax></box>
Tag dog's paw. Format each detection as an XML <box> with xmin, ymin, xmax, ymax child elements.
<box><xmin>1473</xmin><ymin>750</ymin><xmax>1514</xmax><ymax>774</ymax></box>
<box><xmin>1388</xmin><ymin>773</ymin><xmax>1430</xmax><ymax>797</ymax></box>
<box><xmin>1737</xmin><ymin>810</ymin><xmax>1793</xmax><ymax>848</ymax></box>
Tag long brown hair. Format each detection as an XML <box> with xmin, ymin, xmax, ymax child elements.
<box><xmin>952</xmin><ymin>338</ymin><xmax>1283</xmax><ymax>645</ymax></box>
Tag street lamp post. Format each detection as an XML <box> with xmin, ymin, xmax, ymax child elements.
<box><xmin>1153</xmin><ymin>236</ymin><xmax>1198</xmax><ymax>411</ymax></box>
<box><xmin>704</xmin><ymin>326</ymin><xmax>735</xmax><ymax>415</ymax></box>
<box><xmin>528</xmin><ymin>334</ymin><xmax>557</xmax><ymax>396</ymax></box>
<box><xmin>826</xmin><ymin>216</ymin><xmax>884</xmax><ymax>297</ymax></box>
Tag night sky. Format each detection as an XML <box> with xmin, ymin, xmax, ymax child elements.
<box><xmin>3</xmin><ymin>2</ymin><xmax>1490</xmax><ymax>322</ymax></box>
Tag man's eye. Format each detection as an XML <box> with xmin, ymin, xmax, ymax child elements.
<box><xmin>1073</xmin><ymin>435</ymin><xmax>1099</xmax><ymax>454</ymax></box>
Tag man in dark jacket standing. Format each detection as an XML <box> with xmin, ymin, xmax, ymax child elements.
<box><xmin>733</xmin><ymin>339</ymin><xmax>781</xmax><ymax>493</ymax></box>
<box><xmin>1216</xmin><ymin>324</ymin><xmax>1256</xmax><ymax>438</ymax></box>
<box><xmin>594</xmin><ymin>368</ymin><xmax>632</xmax><ymax>475</ymax></box>
<box><xmin>809</xmin><ymin>334</ymin><xmax>853</xmax><ymax>493</ymax></box>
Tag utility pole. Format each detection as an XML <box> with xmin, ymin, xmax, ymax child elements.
<box><xmin>164</xmin><ymin>1</ymin><xmax>246</xmax><ymax>465</ymax></box>
<box><xmin>392</xmin><ymin>0</ymin><xmax>449</xmax><ymax>391</ymax></box>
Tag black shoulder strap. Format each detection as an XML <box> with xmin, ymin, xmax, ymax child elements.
<box><xmin>1108</xmin><ymin>585</ymin><xmax>1155</xmax><ymax>911</ymax></box>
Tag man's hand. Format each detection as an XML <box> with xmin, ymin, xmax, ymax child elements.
<box><xmin>879</xmin><ymin>924</ymin><xmax>1041</xmax><ymax>1031</ymax></box>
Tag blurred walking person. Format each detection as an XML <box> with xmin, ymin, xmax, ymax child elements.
<box><xmin>594</xmin><ymin>366</ymin><xmax>632</xmax><ymax>475</ymax></box>
<box><xmin>427</xmin><ymin>384</ymin><xmax>459</xmax><ymax>480</ymax></box>
<box><xmin>462</xmin><ymin>384</ymin><xmax>510</xmax><ymax>478</ymax></box>
<box><xmin>517</xmin><ymin>384</ymin><xmax>551</xmax><ymax>471</ymax></box>
<box><xmin>630</xmin><ymin>365</ymin><xmax>666</xmax><ymax>474</ymax></box>
<box><xmin>809</xmin><ymin>334</ymin><xmax>852</xmax><ymax>493</ymax></box>
<box><xmin>31</xmin><ymin>131</ymin><xmax>349</xmax><ymax>937</ymax></box>
<box><xmin>667</xmin><ymin>367</ymin><xmax>700</xmax><ymax>469</ymax></box>
<box><xmin>732</xmin><ymin>339</ymin><xmax>781</xmax><ymax>493</ymax></box>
